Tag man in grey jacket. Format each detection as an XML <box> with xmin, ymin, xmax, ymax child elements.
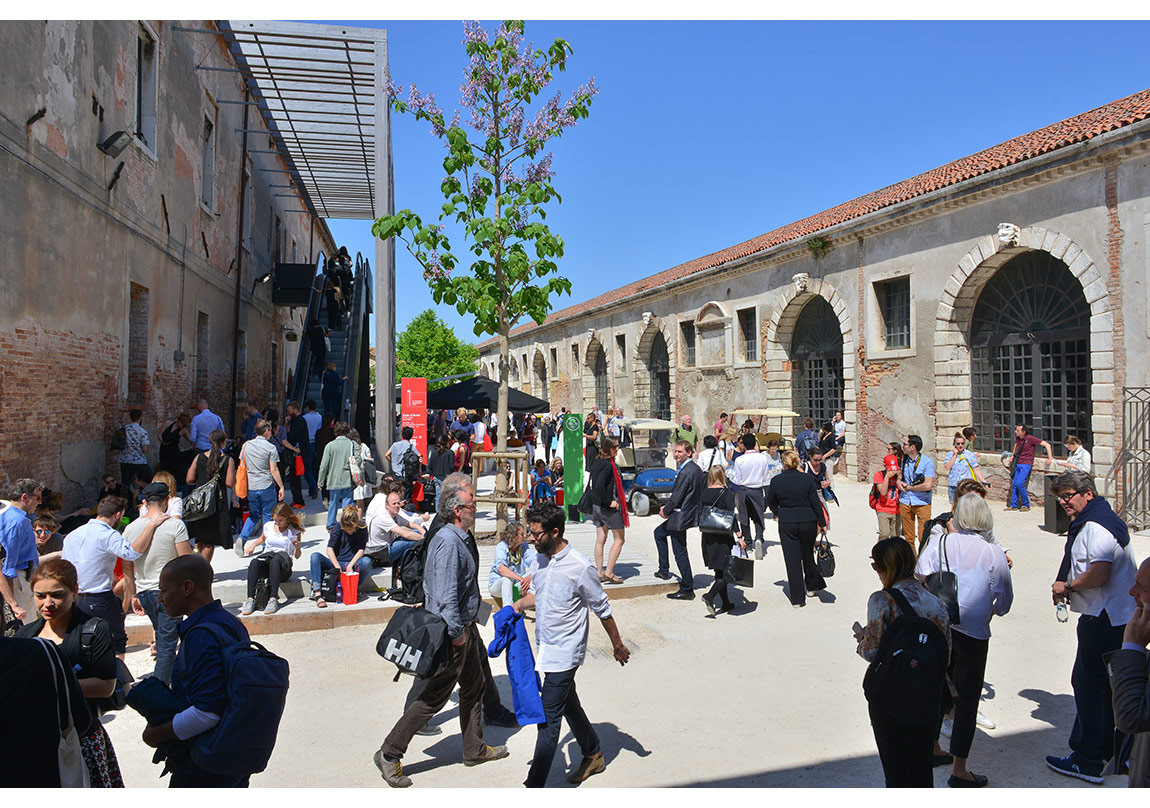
<box><xmin>1107</xmin><ymin>556</ymin><xmax>1150</xmax><ymax>787</ymax></box>
<box><xmin>374</xmin><ymin>480</ymin><xmax>509</xmax><ymax>787</ymax></box>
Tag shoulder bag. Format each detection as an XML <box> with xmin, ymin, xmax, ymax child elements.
<box><xmin>234</xmin><ymin>444</ymin><xmax>249</xmax><ymax>499</ymax></box>
<box><xmin>376</xmin><ymin>605</ymin><xmax>451</xmax><ymax>679</ymax></box>
<box><xmin>698</xmin><ymin>469</ymin><xmax>736</xmax><ymax>534</ymax></box>
<box><xmin>39</xmin><ymin>639</ymin><xmax>90</xmax><ymax>787</ymax></box>
<box><xmin>924</xmin><ymin>532</ymin><xmax>961</xmax><ymax>625</ymax></box>
<box><xmin>183</xmin><ymin>460</ymin><xmax>226</xmax><ymax>522</ymax></box>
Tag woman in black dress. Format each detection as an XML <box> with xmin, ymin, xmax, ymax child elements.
<box><xmin>16</xmin><ymin>558</ymin><xmax>123</xmax><ymax>786</ymax></box>
<box><xmin>766</xmin><ymin>451</ymin><xmax>827</xmax><ymax>608</ymax></box>
<box><xmin>184</xmin><ymin>429</ymin><xmax>236</xmax><ymax>564</ymax></box>
<box><xmin>588</xmin><ymin>437</ymin><xmax>627</xmax><ymax>585</ymax></box>
<box><xmin>700</xmin><ymin>465</ymin><xmax>744</xmax><ymax>615</ymax></box>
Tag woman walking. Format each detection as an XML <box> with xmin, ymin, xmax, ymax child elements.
<box><xmin>184</xmin><ymin>429</ymin><xmax>236</xmax><ymax>564</ymax></box>
<box><xmin>588</xmin><ymin>437</ymin><xmax>628</xmax><ymax>584</ymax></box>
<box><xmin>855</xmin><ymin>538</ymin><xmax>951</xmax><ymax>787</ymax></box>
<box><xmin>16</xmin><ymin>559</ymin><xmax>124</xmax><ymax>786</ymax></box>
<box><xmin>915</xmin><ymin>493</ymin><xmax>1013</xmax><ymax>787</ymax></box>
<box><xmin>699</xmin><ymin>465</ymin><xmax>744</xmax><ymax>615</ymax></box>
<box><xmin>766</xmin><ymin>451</ymin><xmax>827</xmax><ymax>608</ymax></box>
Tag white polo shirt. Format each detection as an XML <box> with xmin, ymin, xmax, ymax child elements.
<box><xmin>731</xmin><ymin>451</ymin><xmax>772</xmax><ymax>488</ymax></box>
<box><xmin>1069</xmin><ymin>521</ymin><xmax>1137</xmax><ymax>624</ymax></box>
<box><xmin>529</xmin><ymin>543</ymin><xmax>612</xmax><ymax>673</ymax></box>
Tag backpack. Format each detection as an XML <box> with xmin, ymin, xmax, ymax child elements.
<box><xmin>397</xmin><ymin>540</ymin><xmax>428</xmax><ymax>604</ymax></box>
<box><xmin>403</xmin><ymin>447</ymin><xmax>422</xmax><ymax>482</ymax></box>
<box><xmin>110</xmin><ymin>426</ymin><xmax>128</xmax><ymax>452</ymax></box>
<box><xmin>797</xmin><ymin>430</ymin><xmax>818</xmax><ymax>460</ymax></box>
<box><xmin>375</xmin><ymin>605</ymin><xmax>450</xmax><ymax>679</ymax></box>
<box><xmin>868</xmin><ymin>482</ymin><xmax>881</xmax><ymax>510</ymax></box>
<box><xmin>185</xmin><ymin>622</ymin><xmax>290</xmax><ymax>777</ymax></box>
<box><xmin>80</xmin><ymin>618</ymin><xmax>133</xmax><ymax>715</ymax></box>
<box><xmin>862</xmin><ymin>587</ymin><xmax>949</xmax><ymax>727</ymax></box>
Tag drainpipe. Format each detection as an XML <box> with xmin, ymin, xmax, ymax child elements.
<box><xmin>230</xmin><ymin>87</ymin><xmax>250</xmax><ymax>434</ymax></box>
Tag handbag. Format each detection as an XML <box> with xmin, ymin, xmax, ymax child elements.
<box><xmin>349</xmin><ymin>450</ymin><xmax>365</xmax><ymax>488</ymax></box>
<box><xmin>699</xmin><ymin>463</ymin><xmax>736</xmax><ymax>533</ymax></box>
<box><xmin>376</xmin><ymin>605</ymin><xmax>451</xmax><ymax>679</ymax></box>
<box><xmin>577</xmin><ymin>487</ymin><xmax>594</xmax><ymax>515</ymax></box>
<box><xmin>39</xmin><ymin>639</ymin><xmax>90</xmax><ymax>787</ymax></box>
<box><xmin>724</xmin><ymin>555</ymin><xmax>755</xmax><ymax>587</ymax></box>
<box><xmin>294</xmin><ymin>455</ymin><xmax>305</xmax><ymax>476</ymax></box>
<box><xmin>816</xmin><ymin>535</ymin><xmax>836</xmax><ymax>578</ymax></box>
<box><xmin>183</xmin><ymin>462</ymin><xmax>225</xmax><ymax>522</ymax></box>
<box><xmin>924</xmin><ymin>532</ymin><xmax>962</xmax><ymax>625</ymax></box>
<box><xmin>234</xmin><ymin>445</ymin><xmax>249</xmax><ymax>499</ymax></box>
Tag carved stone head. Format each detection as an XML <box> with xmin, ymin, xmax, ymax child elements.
<box><xmin>792</xmin><ymin>272</ymin><xmax>811</xmax><ymax>293</ymax></box>
<box><xmin>996</xmin><ymin>222</ymin><xmax>1021</xmax><ymax>247</ymax></box>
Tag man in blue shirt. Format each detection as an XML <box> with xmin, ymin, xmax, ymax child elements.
<box><xmin>239</xmin><ymin>400</ymin><xmax>261</xmax><ymax>442</ymax></box>
<box><xmin>795</xmin><ymin>417</ymin><xmax>818</xmax><ymax>462</ymax></box>
<box><xmin>301</xmin><ymin>400</ymin><xmax>323</xmax><ymax>499</ymax></box>
<box><xmin>896</xmin><ymin>434</ymin><xmax>936</xmax><ymax>549</ymax></box>
<box><xmin>189</xmin><ymin>399</ymin><xmax>226</xmax><ymax>453</ymax></box>
<box><xmin>142</xmin><ymin>554</ymin><xmax>252</xmax><ymax>787</ymax></box>
<box><xmin>0</xmin><ymin>479</ymin><xmax>42</xmax><ymax>627</ymax></box>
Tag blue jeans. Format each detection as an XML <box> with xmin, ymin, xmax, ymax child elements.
<box><xmin>240</xmin><ymin>484</ymin><xmax>278</xmax><ymax>540</ymax></box>
<box><xmin>309</xmin><ymin>552</ymin><xmax>373</xmax><ymax>589</ymax></box>
<box><xmin>303</xmin><ymin>447</ymin><xmax>318</xmax><ymax>497</ymax></box>
<box><xmin>137</xmin><ymin>588</ymin><xmax>180</xmax><ymax>685</ymax></box>
<box><xmin>525</xmin><ymin>666</ymin><xmax>600</xmax><ymax>787</ymax></box>
<box><xmin>387</xmin><ymin>538</ymin><xmax>420</xmax><ymax>568</ymax></box>
<box><xmin>325</xmin><ymin>486</ymin><xmax>355</xmax><ymax>529</ymax></box>
<box><xmin>1010</xmin><ymin>464</ymin><xmax>1032</xmax><ymax>508</ymax></box>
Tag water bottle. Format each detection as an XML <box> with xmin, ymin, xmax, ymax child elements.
<box><xmin>1056</xmin><ymin>602</ymin><xmax>1069</xmax><ymax>623</ymax></box>
<box><xmin>512</xmin><ymin>582</ymin><xmax>521</xmax><ymax>602</ymax></box>
<box><xmin>337</xmin><ymin>580</ymin><xmax>343</xmax><ymax>603</ymax></box>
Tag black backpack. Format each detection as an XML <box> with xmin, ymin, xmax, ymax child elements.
<box><xmin>80</xmin><ymin>618</ymin><xmax>133</xmax><ymax>715</ymax></box>
<box><xmin>862</xmin><ymin>587</ymin><xmax>949</xmax><ymax>727</ymax></box>
<box><xmin>397</xmin><ymin>540</ymin><xmax>428</xmax><ymax>604</ymax></box>
<box><xmin>402</xmin><ymin>448</ymin><xmax>421</xmax><ymax>482</ymax></box>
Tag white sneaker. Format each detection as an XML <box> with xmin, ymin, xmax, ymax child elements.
<box><xmin>754</xmin><ymin>539</ymin><xmax>764</xmax><ymax>560</ymax></box>
<box><xmin>264</xmin><ymin>599</ymin><xmax>278</xmax><ymax>615</ymax></box>
<box><xmin>940</xmin><ymin>717</ymin><xmax>953</xmax><ymax>737</ymax></box>
<box><xmin>241</xmin><ymin>598</ymin><xmax>256</xmax><ymax>615</ymax></box>
<box><xmin>975</xmin><ymin>709</ymin><xmax>995</xmax><ymax>730</ymax></box>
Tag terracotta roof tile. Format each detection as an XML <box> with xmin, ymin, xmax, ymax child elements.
<box><xmin>478</xmin><ymin>88</ymin><xmax>1150</xmax><ymax>350</ymax></box>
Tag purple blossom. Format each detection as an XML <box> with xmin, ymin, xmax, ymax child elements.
<box><xmin>523</xmin><ymin>152</ymin><xmax>554</xmax><ymax>183</ymax></box>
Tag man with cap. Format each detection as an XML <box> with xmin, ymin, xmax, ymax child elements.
<box><xmin>872</xmin><ymin>453</ymin><xmax>902</xmax><ymax>539</ymax></box>
<box><xmin>123</xmin><ymin>482</ymin><xmax>192</xmax><ymax>684</ymax></box>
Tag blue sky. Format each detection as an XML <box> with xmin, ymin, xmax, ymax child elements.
<box><xmin>322</xmin><ymin>19</ymin><xmax>1150</xmax><ymax>342</ymax></box>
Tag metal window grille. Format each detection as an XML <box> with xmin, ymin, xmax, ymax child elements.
<box><xmin>1122</xmin><ymin>388</ymin><xmax>1150</xmax><ymax>529</ymax></box>
<box><xmin>739</xmin><ymin>308</ymin><xmax>757</xmax><ymax>362</ymax></box>
<box><xmin>649</xmin><ymin>332</ymin><xmax>671</xmax><ymax>420</ymax></box>
<box><xmin>878</xmin><ymin>277</ymin><xmax>910</xmax><ymax>349</ymax></box>
<box><xmin>680</xmin><ymin>322</ymin><xmax>696</xmax><ymax>367</ymax></box>
<box><xmin>790</xmin><ymin>297</ymin><xmax>844</xmax><ymax>433</ymax></box>
<box><xmin>591</xmin><ymin>346</ymin><xmax>609</xmax><ymax>412</ymax></box>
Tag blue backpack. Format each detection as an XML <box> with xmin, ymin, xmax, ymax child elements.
<box><xmin>185</xmin><ymin>623</ymin><xmax>291</xmax><ymax>777</ymax></box>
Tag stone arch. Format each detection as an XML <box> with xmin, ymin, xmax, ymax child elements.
<box><xmin>633</xmin><ymin>314</ymin><xmax>677</xmax><ymax>419</ymax></box>
<box><xmin>934</xmin><ymin>225</ymin><xmax>1114</xmax><ymax>484</ymax></box>
<box><xmin>695</xmin><ymin>300</ymin><xmax>729</xmax><ymax>325</ymax></box>
<box><xmin>583</xmin><ymin>330</ymin><xmax>610</xmax><ymax>414</ymax></box>
<box><xmin>764</xmin><ymin>274</ymin><xmax>856</xmax><ymax>437</ymax></box>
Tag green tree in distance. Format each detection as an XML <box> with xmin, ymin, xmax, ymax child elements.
<box><xmin>396</xmin><ymin>309</ymin><xmax>479</xmax><ymax>390</ymax></box>
<box><xmin>373</xmin><ymin>20</ymin><xmax>597</xmax><ymax>527</ymax></box>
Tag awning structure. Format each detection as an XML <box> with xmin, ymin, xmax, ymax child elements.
<box><xmin>218</xmin><ymin>19</ymin><xmax>389</xmax><ymax>220</ymax></box>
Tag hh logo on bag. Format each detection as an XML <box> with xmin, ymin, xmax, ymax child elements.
<box><xmin>384</xmin><ymin>638</ymin><xmax>422</xmax><ymax>670</ymax></box>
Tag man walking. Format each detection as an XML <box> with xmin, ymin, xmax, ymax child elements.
<box><xmin>124</xmin><ymin>482</ymin><xmax>192</xmax><ymax>684</ymax></box>
<box><xmin>730</xmin><ymin>432</ymin><xmax>771</xmax><ymax>559</ymax></box>
<box><xmin>236</xmin><ymin>419</ymin><xmax>285</xmax><ymax>555</ymax></box>
<box><xmin>0</xmin><ymin>479</ymin><xmax>42</xmax><ymax>629</ymax></box>
<box><xmin>795</xmin><ymin>417</ymin><xmax>818</xmax><ymax>462</ymax></box>
<box><xmin>282</xmin><ymin>400</ymin><xmax>309</xmax><ymax>509</ymax></box>
<box><xmin>1007</xmin><ymin>424</ymin><xmax>1054</xmax><ymax>512</ymax></box>
<box><xmin>189</xmin><ymin>399</ymin><xmax>225</xmax><ymax>453</ymax></box>
<box><xmin>896</xmin><ymin>435</ymin><xmax>935</xmax><ymax>548</ymax></box>
<box><xmin>302</xmin><ymin>400</ymin><xmax>322</xmax><ymax>499</ymax></box>
<box><xmin>654</xmin><ymin>440</ymin><xmax>705</xmax><ymax>599</ymax></box>
<box><xmin>141</xmin><ymin>554</ymin><xmax>253</xmax><ymax>786</ymax></box>
<box><xmin>118</xmin><ymin>408</ymin><xmax>152</xmax><ymax>489</ymax></box>
<box><xmin>374</xmin><ymin>478</ymin><xmax>508</xmax><ymax>787</ymax></box>
<box><xmin>1047</xmin><ymin>469</ymin><xmax>1137</xmax><ymax>783</ymax></box>
<box><xmin>318</xmin><ymin>422</ymin><xmax>357</xmax><ymax>530</ymax></box>
<box><xmin>1107</xmin><ymin>556</ymin><xmax>1150</xmax><ymax>786</ymax></box>
<box><xmin>63</xmin><ymin>496</ymin><xmax>167</xmax><ymax>659</ymax></box>
<box><xmin>515</xmin><ymin>502</ymin><xmax>630</xmax><ymax>787</ymax></box>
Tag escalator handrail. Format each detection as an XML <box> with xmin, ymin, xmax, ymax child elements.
<box><xmin>340</xmin><ymin>253</ymin><xmax>371</xmax><ymax>427</ymax></box>
<box><xmin>289</xmin><ymin>251</ymin><xmax>327</xmax><ymax>408</ymax></box>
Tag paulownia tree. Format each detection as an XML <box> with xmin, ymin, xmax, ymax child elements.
<box><xmin>373</xmin><ymin>20</ymin><xmax>597</xmax><ymax>524</ymax></box>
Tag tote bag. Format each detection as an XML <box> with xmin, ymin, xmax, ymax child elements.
<box><xmin>39</xmin><ymin>639</ymin><xmax>90</xmax><ymax>788</ymax></box>
<box><xmin>234</xmin><ymin>445</ymin><xmax>249</xmax><ymax>499</ymax></box>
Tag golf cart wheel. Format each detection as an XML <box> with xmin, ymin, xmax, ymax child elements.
<box><xmin>630</xmin><ymin>490</ymin><xmax>650</xmax><ymax>517</ymax></box>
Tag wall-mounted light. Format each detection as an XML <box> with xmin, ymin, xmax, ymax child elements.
<box><xmin>251</xmin><ymin>270</ymin><xmax>272</xmax><ymax>296</ymax></box>
<box><xmin>26</xmin><ymin>107</ymin><xmax>46</xmax><ymax>127</ymax></box>
<box><xmin>97</xmin><ymin>131</ymin><xmax>131</xmax><ymax>158</ymax></box>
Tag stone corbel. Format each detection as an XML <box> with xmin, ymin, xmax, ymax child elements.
<box><xmin>996</xmin><ymin>222</ymin><xmax>1021</xmax><ymax>247</ymax></box>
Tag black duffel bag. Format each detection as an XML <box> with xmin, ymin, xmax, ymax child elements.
<box><xmin>376</xmin><ymin>606</ymin><xmax>451</xmax><ymax>679</ymax></box>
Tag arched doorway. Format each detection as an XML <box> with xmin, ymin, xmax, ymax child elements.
<box><xmin>589</xmin><ymin>343</ymin><xmax>609</xmax><ymax>413</ymax></box>
<box><xmin>970</xmin><ymin>251</ymin><xmax>1092</xmax><ymax>454</ymax></box>
<box><xmin>791</xmin><ymin>296</ymin><xmax>844</xmax><ymax>432</ymax></box>
<box><xmin>648</xmin><ymin>332</ymin><xmax>671</xmax><ymax>420</ymax></box>
<box><xmin>533</xmin><ymin>350</ymin><xmax>547</xmax><ymax>400</ymax></box>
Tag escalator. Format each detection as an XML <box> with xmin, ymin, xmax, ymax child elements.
<box><xmin>288</xmin><ymin>252</ymin><xmax>374</xmax><ymax>443</ymax></box>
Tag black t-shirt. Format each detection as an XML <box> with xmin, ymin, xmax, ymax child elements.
<box><xmin>287</xmin><ymin>416</ymin><xmax>309</xmax><ymax>458</ymax></box>
<box><xmin>16</xmin><ymin>606</ymin><xmax>115</xmax><ymax>725</ymax></box>
<box><xmin>428</xmin><ymin>447</ymin><xmax>456</xmax><ymax>479</ymax></box>
<box><xmin>327</xmin><ymin>525</ymin><xmax>368</xmax><ymax>565</ymax></box>
<box><xmin>818</xmin><ymin>433</ymin><xmax>836</xmax><ymax>455</ymax></box>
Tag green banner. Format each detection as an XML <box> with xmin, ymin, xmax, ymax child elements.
<box><xmin>562</xmin><ymin>413</ymin><xmax>584</xmax><ymax>521</ymax></box>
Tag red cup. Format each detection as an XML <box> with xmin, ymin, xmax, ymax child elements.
<box><xmin>340</xmin><ymin>571</ymin><xmax>359</xmax><ymax>606</ymax></box>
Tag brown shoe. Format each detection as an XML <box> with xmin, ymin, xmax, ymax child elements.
<box><xmin>568</xmin><ymin>752</ymin><xmax>605</xmax><ymax>784</ymax></box>
<box><xmin>373</xmin><ymin>750</ymin><xmax>412</xmax><ymax>788</ymax></box>
<box><xmin>464</xmin><ymin>744</ymin><xmax>509</xmax><ymax>767</ymax></box>
<box><xmin>1019</xmin><ymin>506</ymin><xmax>1031</xmax><ymax>512</ymax></box>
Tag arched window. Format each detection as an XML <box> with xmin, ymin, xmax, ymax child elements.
<box><xmin>648</xmin><ymin>332</ymin><xmax>671</xmax><ymax>420</ymax></box>
<box><xmin>791</xmin><ymin>297</ymin><xmax>844</xmax><ymax>432</ymax></box>
<box><xmin>589</xmin><ymin>343</ymin><xmax>609</xmax><ymax>413</ymax></box>
<box><xmin>970</xmin><ymin>251</ymin><xmax>1091</xmax><ymax>453</ymax></box>
<box><xmin>533</xmin><ymin>351</ymin><xmax>547</xmax><ymax>398</ymax></box>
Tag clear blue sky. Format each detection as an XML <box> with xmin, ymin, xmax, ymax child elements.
<box><xmin>322</xmin><ymin>20</ymin><xmax>1150</xmax><ymax>343</ymax></box>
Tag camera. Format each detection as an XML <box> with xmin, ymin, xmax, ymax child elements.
<box><xmin>908</xmin><ymin>473</ymin><xmax>926</xmax><ymax>487</ymax></box>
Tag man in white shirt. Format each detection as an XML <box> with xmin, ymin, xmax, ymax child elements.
<box><xmin>730</xmin><ymin>433</ymin><xmax>771</xmax><ymax>559</ymax></box>
<box><xmin>1048</xmin><ymin>469</ymin><xmax>1137</xmax><ymax>783</ymax></box>
<box><xmin>63</xmin><ymin>494</ymin><xmax>167</xmax><ymax>659</ymax></box>
<box><xmin>694</xmin><ymin>434</ymin><xmax>729</xmax><ymax>473</ymax></box>
<box><xmin>831</xmin><ymin>410</ymin><xmax>846</xmax><ymax>471</ymax></box>
<box><xmin>514</xmin><ymin>502</ymin><xmax>629</xmax><ymax>787</ymax></box>
<box><xmin>189</xmin><ymin>399</ymin><xmax>225</xmax><ymax>452</ymax></box>
<box><xmin>123</xmin><ymin>482</ymin><xmax>191</xmax><ymax>683</ymax></box>
<box><xmin>365</xmin><ymin>488</ymin><xmax>426</xmax><ymax>568</ymax></box>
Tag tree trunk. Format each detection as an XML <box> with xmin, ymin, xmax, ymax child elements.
<box><xmin>494</xmin><ymin>320</ymin><xmax>510</xmax><ymax>535</ymax></box>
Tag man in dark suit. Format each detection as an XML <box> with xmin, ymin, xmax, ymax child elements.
<box><xmin>653</xmin><ymin>440</ymin><xmax>704</xmax><ymax>600</ymax></box>
<box><xmin>1106</xmin><ymin>556</ymin><xmax>1150</xmax><ymax>787</ymax></box>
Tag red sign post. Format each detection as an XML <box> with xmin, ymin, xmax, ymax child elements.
<box><xmin>400</xmin><ymin>378</ymin><xmax>428</xmax><ymax>462</ymax></box>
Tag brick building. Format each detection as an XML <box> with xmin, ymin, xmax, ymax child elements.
<box><xmin>478</xmin><ymin>89</ymin><xmax>1150</xmax><ymax>510</ymax></box>
<box><xmin>0</xmin><ymin>21</ymin><xmax>338</xmax><ymax>505</ymax></box>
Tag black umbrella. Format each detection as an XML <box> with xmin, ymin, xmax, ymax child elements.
<box><xmin>424</xmin><ymin>376</ymin><xmax>549</xmax><ymax>414</ymax></box>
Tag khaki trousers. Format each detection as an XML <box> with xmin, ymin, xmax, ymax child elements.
<box><xmin>900</xmin><ymin>503</ymin><xmax>932</xmax><ymax>550</ymax></box>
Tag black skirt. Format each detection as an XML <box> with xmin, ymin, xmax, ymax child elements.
<box><xmin>701</xmin><ymin>532</ymin><xmax>734</xmax><ymax>571</ymax></box>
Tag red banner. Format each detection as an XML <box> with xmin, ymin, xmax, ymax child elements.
<box><xmin>400</xmin><ymin>378</ymin><xmax>428</xmax><ymax>463</ymax></box>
